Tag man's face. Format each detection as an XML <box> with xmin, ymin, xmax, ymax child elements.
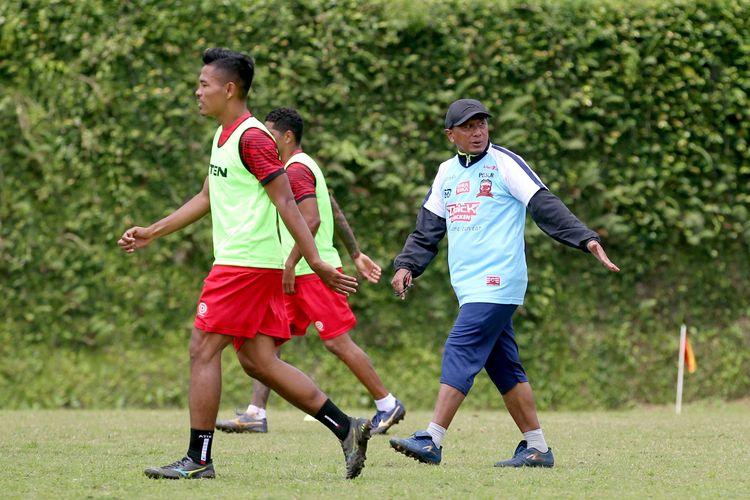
<box><xmin>195</xmin><ymin>64</ymin><xmax>228</xmax><ymax>118</ymax></box>
<box><xmin>445</xmin><ymin>116</ymin><xmax>489</xmax><ymax>155</ymax></box>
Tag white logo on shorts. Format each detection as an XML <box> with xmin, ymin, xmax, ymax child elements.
<box><xmin>314</xmin><ymin>321</ymin><xmax>325</xmax><ymax>331</ymax></box>
<box><xmin>198</xmin><ymin>302</ymin><xmax>208</xmax><ymax>316</ymax></box>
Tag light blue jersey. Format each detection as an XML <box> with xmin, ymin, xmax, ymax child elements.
<box><xmin>423</xmin><ymin>144</ymin><xmax>545</xmax><ymax>306</ymax></box>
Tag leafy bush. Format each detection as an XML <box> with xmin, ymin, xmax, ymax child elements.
<box><xmin>1</xmin><ymin>0</ymin><xmax>748</xmax><ymax>409</ymax></box>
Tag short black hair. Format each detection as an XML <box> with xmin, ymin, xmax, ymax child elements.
<box><xmin>202</xmin><ymin>48</ymin><xmax>255</xmax><ymax>98</ymax></box>
<box><xmin>265</xmin><ymin>107</ymin><xmax>304</xmax><ymax>145</ymax></box>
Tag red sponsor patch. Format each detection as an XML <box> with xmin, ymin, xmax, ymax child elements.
<box><xmin>486</xmin><ymin>276</ymin><xmax>501</xmax><ymax>286</ymax></box>
<box><xmin>456</xmin><ymin>180</ymin><xmax>470</xmax><ymax>194</ymax></box>
<box><xmin>447</xmin><ymin>202</ymin><xmax>480</xmax><ymax>222</ymax></box>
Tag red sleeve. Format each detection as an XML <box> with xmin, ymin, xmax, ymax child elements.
<box><xmin>238</xmin><ymin>128</ymin><xmax>285</xmax><ymax>184</ymax></box>
<box><xmin>286</xmin><ymin>163</ymin><xmax>317</xmax><ymax>203</ymax></box>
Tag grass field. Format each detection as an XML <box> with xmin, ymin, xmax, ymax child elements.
<box><xmin>1</xmin><ymin>400</ymin><xmax>748</xmax><ymax>499</ymax></box>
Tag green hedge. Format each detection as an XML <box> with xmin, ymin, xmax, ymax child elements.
<box><xmin>1</xmin><ymin>0</ymin><xmax>748</xmax><ymax>410</ymax></box>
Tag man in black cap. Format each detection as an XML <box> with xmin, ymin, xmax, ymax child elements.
<box><xmin>388</xmin><ymin>98</ymin><xmax>619</xmax><ymax>467</ymax></box>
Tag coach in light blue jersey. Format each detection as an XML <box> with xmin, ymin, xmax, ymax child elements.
<box><xmin>388</xmin><ymin>98</ymin><xmax>620</xmax><ymax>468</ymax></box>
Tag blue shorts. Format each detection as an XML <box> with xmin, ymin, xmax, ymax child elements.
<box><xmin>440</xmin><ymin>303</ymin><xmax>527</xmax><ymax>395</ymax></box>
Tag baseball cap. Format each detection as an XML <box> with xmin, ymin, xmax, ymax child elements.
<box><xmin>444</xmin><ymin>99</ymin><xmax>491</xmax><ymax>128</ymax></box>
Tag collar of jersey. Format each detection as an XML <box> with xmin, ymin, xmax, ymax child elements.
<box><xmin>456</xmin><ymin>142</ymin><xmax>490</xmax><ymax>168</ymax></box>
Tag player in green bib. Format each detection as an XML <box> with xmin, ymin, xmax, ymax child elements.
<box><xmin>216</xmin><ymin>108</ymin><xmax>406</xmax><ymax>437</ymax></box>
<box><xmin>118</xmin><ymin>49</ymin><xmax>371</xmax><ymax>480</ymax></box>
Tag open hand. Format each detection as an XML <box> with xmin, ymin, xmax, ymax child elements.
<box><xmin>587</xmin><ymin>240</ymin><xmax>620</xmax><ymax>272</ymax></box>
<box><xmin>353</xmin><ymin>253</ymin><xmax>382</xmax><ymax>284</ymax></box>
<box><xmin>313</xmin><ymin>262</ymin><xmax>358</xmax><ymax>295</ymax></box>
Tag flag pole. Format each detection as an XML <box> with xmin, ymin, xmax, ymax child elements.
<box><xmin>675</xmin><ymin>324</ymin><xmax>687</xmax><ymax>415</ymax></box>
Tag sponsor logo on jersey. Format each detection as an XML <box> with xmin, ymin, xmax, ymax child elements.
<box><xmin>484</xmin><ymin>164</ymin><xmax>498</xmax><ymax>171</ymax></box>
<box><xmin>456</xmin><ymin>180</ymin><xmax>470</xmax><ymax>194</ymax></box>
<box><xmin>447</xmin><ymin>202</ymin><xmax>480</xmax><ymax>222</ymax></box>
<box><xmin>486</xmin><ymin>276</ymin><xmax>502</xmax><ymax>286</ymax></box>
<box><xmin>478</xmin><ymin>172</ymin><xmax>495</xmax><ymax>178</ymax></box>
<box><xmin>476</xmin><ymin>179</ymin><xmax>493</xmax><ymax>197</ymax></box>
<box><xmin>209</xmin><ymin>164</ymin><xmax>228</xmax><ymax>177</ymax></box>
<box><xmin>443</xmin><ymin>188</ymin><xmax>452</xmax><ymax>198</ymax></box>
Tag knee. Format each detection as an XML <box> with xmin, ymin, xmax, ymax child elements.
<box><xmin>237</xmin><ymin>349</ymin><xmax>276</xmax><ymax>380</ymax></box>
<box><xmin>189</xmin><ymin>328</ymin><xmax>220</xmax><ymax>365</ymax></box>
<box><xmin>236</xmin><ymin>350</ymin><xmax>261</xmax><ymax>378</ymax></box>
<box><xmin>323</xmin><ymin>335</ymin><xmax>354</xmax><ymax>357</ymax></box>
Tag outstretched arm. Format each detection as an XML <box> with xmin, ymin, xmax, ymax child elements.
<box><xmin>117</xmin><ymin>177</ymin><xmax>210</xmax><ymax>253</ymax></box>
<box><xmin>330</xmin><ymin>195</ymin><xmax>381</xmax><ymax>283</ymax></box>
<box><xmin>528</xmin><ymin>189</ymin><xmax>619</xmax><ymax>272</ymax></box>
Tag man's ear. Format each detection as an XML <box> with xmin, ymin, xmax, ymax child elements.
<box><xmin>284</xmin><ymin>130</ymin><xmax>295</xmax><ymax>144</ymax></box>
<box><xmin>224</xmin><ymin>81</ymin><xmax>237</xmax><ymax>99</ymax></box>
<box><xmin>445</xmin><ymin>129</ymin><xmax>455</xmax><ymax>143</ymax></box>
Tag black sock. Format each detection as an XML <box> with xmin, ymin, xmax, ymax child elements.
<box><xmin>187</xmin><ymin>428</ymin><xmax>214</xmax><ymax>464</ymax></box>
<box><xmin>314</xmin><ymin>399</ymin><xmax>351</xmax><ymax>441</ymax></box>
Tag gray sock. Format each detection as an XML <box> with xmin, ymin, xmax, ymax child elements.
<box><xmin>523</xmin><ymin>428</ymin><xmax>549</xmax><ymax>453</ymax></box>
<box><xmin>426</xmin><ymin>422</ymin><xmax>446</xmax><ymax>448</ymax></box>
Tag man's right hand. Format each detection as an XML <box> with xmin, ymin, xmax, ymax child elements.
<box><xmin>117</xmin><ymin>226</ymin><xmax>154</xmax><ymax>253</ymax></box>
<box><xmin>391</xmin><ymin>268</ymin><xmax>413</xmax><ymax>300</ymax></box>
<box><xmin>311</xmin><ymin>261</ymin><xmax>358</xmax><ymax>296</ymax></box>
<box><xmin>353</xmin><ymin>253</ymin><xmax>382</xmax><ymax>284</ymax></box>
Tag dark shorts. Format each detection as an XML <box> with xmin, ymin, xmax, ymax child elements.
<box><xmin>285</xmin><ymin>271</ymin><xmax>357</xmax><ymax>341</ymax></box>
<box><xmin>440</xmin><ymin>303</ymin><xmax>527</xmax><ymax>395</ymax></box>
<box><xmin>194</xmin><ymin>265</ymin><xmax>291</xmax><ymax>351</ymax></box>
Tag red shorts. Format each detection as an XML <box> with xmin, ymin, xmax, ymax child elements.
<box><xmin>285</xmin><ymin>272</ymin><xmax>357</xmax><ymax>341</ymax></box>
<box><xmin>194</xmin><ymin>265</ymin><xmax>290</xmax><ymax>350</ymax></box>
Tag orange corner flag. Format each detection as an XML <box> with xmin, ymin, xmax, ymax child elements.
<box><xmin>684</xmin><ymin>334</ymin><xmax>697</xmax><ymax>373</ymax></box>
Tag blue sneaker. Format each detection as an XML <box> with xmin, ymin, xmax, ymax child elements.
<box><xmin>494</xmin><ymin>440</ymin><xmax>554</xmax><ymax>468</ymax></box>
<box><xmin>389</xmin><ymin>431</ymin><xmax>442</xmax><ymax>465</ymax></box>
<box><xmin>371</xmin><ymin>400</ymin><xmax>406</xmax><ymax>435</ymax></box>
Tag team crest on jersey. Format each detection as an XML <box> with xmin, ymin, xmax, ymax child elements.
<box><xmin>447</xmin><ymin>202</ymin><xmax>480</xmax><ymax>222</ymax></box>
<box><xmin>443</xmin><ymin>188</ymin><xmax>452</xmax><ymax>198</ymax></box>
<box><xmin>476</xmin><ymin>179</ymin><xmax>493</xmax><ymax>197</ymax></box>
<box><xmin>456</xmin><ymin>180</ymin><xmax>470</xmax><ymax>195</ymax></box>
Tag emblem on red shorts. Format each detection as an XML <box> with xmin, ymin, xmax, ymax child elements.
<box><xmin>198</xmin><ymin>302</ymin><xmax>208</xmax><ymax>316</ymax></box>
<box><xmin>315</xmin><ymin>321</ymin><xmax>325</xmax><ymax>331</ymax></box>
